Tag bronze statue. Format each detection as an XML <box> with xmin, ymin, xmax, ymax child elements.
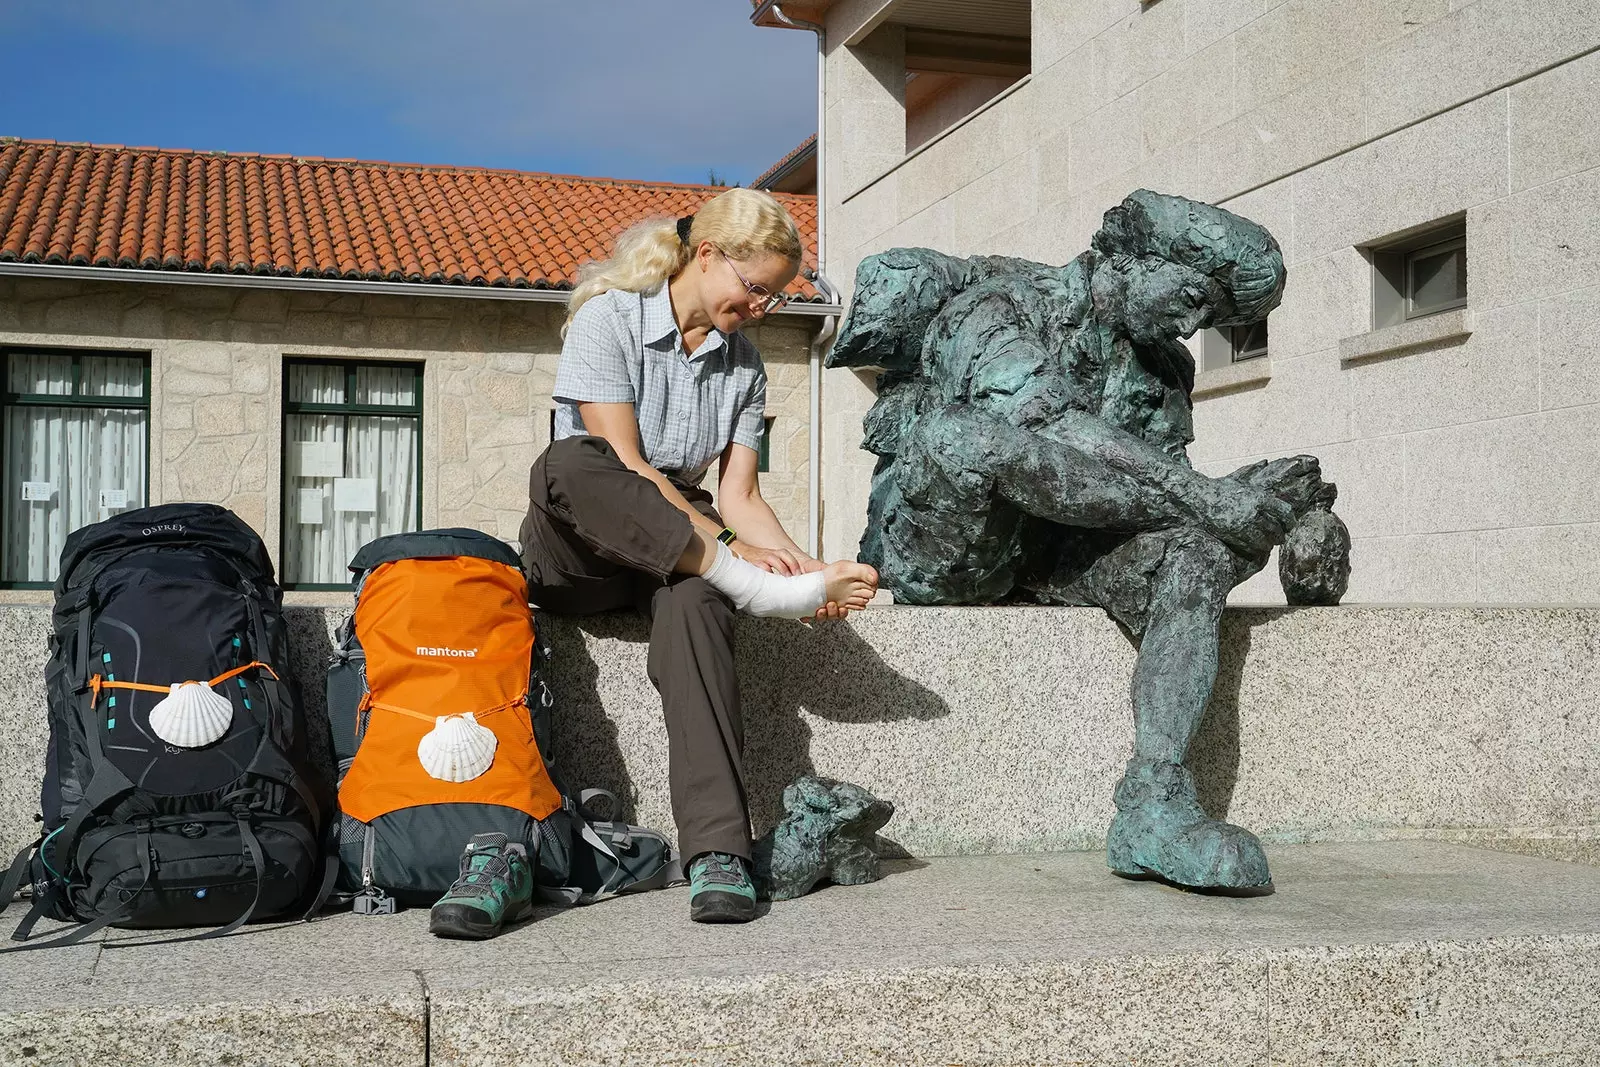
<box><xmin>752</xmin><ymin>775</ymin><xmax>895</xmax><ymax>901</ymax></box>
<box><xmin>828</xmin><ymin>190</ymin><xmax>1350</xmax><ymax>890</ymax></box>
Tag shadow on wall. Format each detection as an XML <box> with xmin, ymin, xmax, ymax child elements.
<box><xmin>739</xmin><ymin>618</ymin><xmax>951</xmax><ymax>838</ymax></box>
<box><xmin>544</xmin><ymin>612</ymin><xmax>951</xmax><ymax>843</ymax></box>
<box><xmin>1187</xmin><ymin>608</ymin><xmax>1290</xmax><ymax>823</ymax></box>
<box><xmin>285</xmin><ymin>608</ymin><xmax>346</xmax><ymax>793</ymax></box>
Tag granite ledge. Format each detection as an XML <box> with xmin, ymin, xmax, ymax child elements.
<box><xmin>1339</xmin><ymin>306</ymin><xmax>1473</xmax><ymax>363</ymax></box>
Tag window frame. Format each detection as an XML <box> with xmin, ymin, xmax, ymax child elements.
<box><xmin>757</xmin><ymin>415</ymin><xmax>776</xmax><ymax>474</ymax></box>
<box><xmin>280</xmin><ymin>357</ymin><xmax>424</xmax><ymax>591</ymax></box>
<box><xmin>1370</xmin><ymin>218</ymin><xmax>1468</xmax><ymax>330</ymax></box>
<box><xmin>1200</xmin><ymin>320</ymin><xmax>1270</xmax><ymax>372</ymax></box>
<box><xmin>0</xmin><ymin>347</ymin><xmax>152</xmax><ymax>590</ymax></box>
<box><xmin>1404</xmin><ymin>234</ymin><xmax>1468</xmax><ymax>320</ymax></box>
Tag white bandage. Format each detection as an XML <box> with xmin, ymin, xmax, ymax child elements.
<box><xmin>701</xmin><ymin>542</ymin><xmax>826</xmax><ymax>618</ymax></box>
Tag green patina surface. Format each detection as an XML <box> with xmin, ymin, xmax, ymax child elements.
<box><xmin>829</xmin><ymin>190</ymin><xmax>1352</xmax><ymax>890</ymax></box>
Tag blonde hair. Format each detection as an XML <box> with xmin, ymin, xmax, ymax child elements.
<box><xmin>563</xmin><ymin>187</ymin><xmax>803</xmax><ymax>336</ymax></box>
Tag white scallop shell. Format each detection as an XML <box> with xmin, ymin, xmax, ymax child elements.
<box><xmin>417</xmin><ymin>712</ymin><xmax>498</xmax><ymax>783</ymax></box>
<box><xmin>148</xmin><ymin>682</ymin><xmax>234</xmax><ymax>748</ymax></box>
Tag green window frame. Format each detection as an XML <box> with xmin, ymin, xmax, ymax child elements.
<box><xmin>281</xmin><ymin>358</ymin><xmax>423</xmax><ymax>590</ymax></box>
<box><xmin>758</xmin><ymin>416</ymin><xmax>775</xmax><ymax>473</ymax></box>
<box><xmin>1</xmin><ymin>347</ymin><xmax>152</xmax><ymax>589</ymax></box>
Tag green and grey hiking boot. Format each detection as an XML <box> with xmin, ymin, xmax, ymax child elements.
<box><xmin>429</xmin><ymin>832</ymin><xmax>534</xmax><ymax>940</ymax></box>
<box><xmin>687</xmin><ymin>851</ymin><xmax>758</xmax><ymax>923</ymax></box>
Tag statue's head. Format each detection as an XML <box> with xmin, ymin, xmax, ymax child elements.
<box><xmin>1090</xmin><ymin>190</ymin><xmax>1286</xmax><ymax>345</ymax></box>
<box><xmin>827</xmin><ymin>248</ymin><xmax>971</xmax><ymax>372</ymax></box>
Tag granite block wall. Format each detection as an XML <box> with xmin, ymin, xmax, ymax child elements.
<box><xmin>816</xmin><ymin>0</ymin><xmax>1600</xmax><ymax>605</ymax></box>
<box><xmin>0</xmin><ymin>276</ymin><xmax>819</xmax><ymax>571</ymax></box>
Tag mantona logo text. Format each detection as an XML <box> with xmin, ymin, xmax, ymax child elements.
<box><xmin>415</xmin><ymin>646</ymin><xmax>477</xmax><ymax>658</ymax></box>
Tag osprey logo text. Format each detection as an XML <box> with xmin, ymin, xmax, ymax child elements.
<box><xmin>416</xmin><ymin>646</ymin><xmax>478</xmax><ymax>658</ymax></box>
<box><xmin>142</xmin><ymin>523</ymin><xmax>187</xmax><ymax>536</ymax></box>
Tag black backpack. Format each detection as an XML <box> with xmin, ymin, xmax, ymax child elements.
<box><xmin>0</xmin><ymin>503</ymin><xmax>336</xmax><ymax>949</ymax></box>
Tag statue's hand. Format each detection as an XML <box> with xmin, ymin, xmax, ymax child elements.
<box><xmin>1227</xmin><ymin>455</ymin><xmax>1331</xmax><ymax>516</ymax></box>
<box><xmin>1200</xmin><ymin>478</ymin><xmax>1296</xmax><ymax>558</ymax></box>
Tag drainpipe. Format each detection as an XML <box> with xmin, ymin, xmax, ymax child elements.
<box><xmin>759</xmin><ymin>2</ymin><xmax>831</xmax><ymax>558</ymax></box>
<box><xmin>806</xmin><ymin>309</ymin><xmax>836</xmax><ymax>557</ymax></box>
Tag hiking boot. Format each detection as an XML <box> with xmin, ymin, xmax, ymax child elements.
<box><xmin>429</xmin><ymin>832</ymin><xmax>534</xmax><ymax>940</ymax></box>
<box><xmin>1105</xmin><ymin>760</ymin><xmax>1272</xmax><ymax>890</ymax></box>
<box><xmin>687</xmin><ymin>851</ymin><xmax>758</xmax><ymax>923</ymax></box>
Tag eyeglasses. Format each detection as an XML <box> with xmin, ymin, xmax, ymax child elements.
<box><xmin>717</xmin><ymin>247</ymin><xmax>792</xmax><ymax>315</ymax></box>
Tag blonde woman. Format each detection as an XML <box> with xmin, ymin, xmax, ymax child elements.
<box><xmin>519</xmin><ymin>188</ymin><xmax>878</xmax><ymax>923</ymax></box>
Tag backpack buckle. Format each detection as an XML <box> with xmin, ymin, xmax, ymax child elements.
<box><xmin>351</xmin><ymin>887</ymin><xmax>397</xmax><ymax>916</ymax></box>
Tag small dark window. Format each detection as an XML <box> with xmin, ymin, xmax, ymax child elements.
<box><xmin>1371</xmin><ymin>219</ymin><xmax>1468</xmax><ymax>329</ymax></box>
<box><xmin>1406</xmin><ymin>235</ymin><xmax>1468</xmax><ymax>319</ymax></box>
<box><xmin>1200</xmin><ymin>320</ymin><xmax>1269</xmax><ymax>372</ymax></box>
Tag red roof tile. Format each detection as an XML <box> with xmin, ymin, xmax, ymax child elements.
<box><xmin>753</xmin><ymin>134</ymin><xmax>817</xmax><ymax>190</ymax></box>
<box><xmin>0</xmin><ymin>138</ymin><xmax>824</xmax><ymax>301</ymax></box>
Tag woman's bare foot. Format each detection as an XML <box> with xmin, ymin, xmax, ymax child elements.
<box><xmin>823</xmin><ymin>561</ymin><xmax>878</xmax><ymax>611</ymax></box>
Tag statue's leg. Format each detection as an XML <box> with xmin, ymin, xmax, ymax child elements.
<box><xmin>1103</xmin><ymin>529</ymin><xmax>1270</xmax><ymax>889</ymax></box>
<box><xmin>1128</xmin><ymin>527</ymin><xmax>1234</xmax><ymax>763</ymax></box>
<box><xmin>873</xmin><ymin>411</ymin><xmax>1029</xmax><ymax>604</ymax></box>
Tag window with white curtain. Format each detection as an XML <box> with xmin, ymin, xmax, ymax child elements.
<box><xmin>282</xmin><ymin>359</ymin><xmax>421</xmax><ymax>588</ymax></box>
<box><xmin>2</xmin><ymin>349</ymin><xmax>149</xmax><ymax>586</ymax></box>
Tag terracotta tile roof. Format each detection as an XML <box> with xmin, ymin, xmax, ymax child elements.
<box><xmin>0</xmin><ymin>138</ymin><xmax>824</xmax><ymax>301</ymax></box>
<box><xmin>753</xmin><ymin>134</ymin><xmax>816</xmax><ymax>190</ymax></box>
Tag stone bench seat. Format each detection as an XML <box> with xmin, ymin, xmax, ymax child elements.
<box><xmin>1</xmin><ymin>604</ymin><xmax>1598</xmax><ymax>865</ymax></box>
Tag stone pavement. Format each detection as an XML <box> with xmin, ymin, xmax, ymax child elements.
<box><xmin>3</xmin><ymin>840</ymin><xmax>1599</xmax><ymax>1066</ymax></box>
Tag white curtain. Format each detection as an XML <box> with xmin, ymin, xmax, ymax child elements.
<box><xmin>3</xmin><ymin>354</ymin><xmax>147</xmax><ymax>583</ymax></box>
<box><xmin>283</xmin><ymin>364</ymin><xmax>419</xmax><ymax>585</ymax></box>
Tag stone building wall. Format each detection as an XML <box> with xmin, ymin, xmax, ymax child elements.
<box><xmin>816</xmin><ymin>0</ymin><xmax>1600</xmax><ymax>604</ymax></box>
<box><xmin>0</xmin><ymin>276</ymin><xmax>818</xmax><ymax>587</ymax></box>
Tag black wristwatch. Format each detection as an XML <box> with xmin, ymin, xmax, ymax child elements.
<box><xmin>716</xmin><ymin>527</ymin><xmax>737</xmax><ymax>545</ymax></box>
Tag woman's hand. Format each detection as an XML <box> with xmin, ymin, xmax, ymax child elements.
<box><xmin>730</xmin><ymin>541</ymin><xmax>807</xmax><ymax>576</ymax></box>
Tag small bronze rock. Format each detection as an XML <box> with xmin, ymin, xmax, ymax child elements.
<box><xmin>752</xmin><ymin>775</ymin><xmax>895</xmax><ymax>901</ymax></box>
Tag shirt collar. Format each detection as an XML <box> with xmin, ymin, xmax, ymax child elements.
<box><xmin>642</xmin><ymin>282</ymin><xmax>728</xmax><ymax>362</ymax></box>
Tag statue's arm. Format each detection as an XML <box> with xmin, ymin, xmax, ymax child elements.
<box><xmin>1029</xmin><ymin>410</ymin><xmax>1295</xmax><ymax>557</ymax></box>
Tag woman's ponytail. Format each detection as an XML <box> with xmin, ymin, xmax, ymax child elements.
<box><xmin>562</xmin><ymin>218</ymin><xmax>691</xmax><ymax>337</ymax></box>
<box><xmin>563</xmin><ymin>188</ymin><xmax>803</xmax><ymax>337</ymax></box>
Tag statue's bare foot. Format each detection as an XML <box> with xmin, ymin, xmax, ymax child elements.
<box><xmin>824</xmin><ymin>561</ymin><xmax>879</xmax><ymax>612</ymax></box>
<box><xmin>1105</xmin><ymin>760</ymin><xmax>1271</xmax><ymax>889</ymax></box>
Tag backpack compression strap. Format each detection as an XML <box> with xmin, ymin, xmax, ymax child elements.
<box><xmin>359</xmin><ymin>690</ymin><xmax>529</xmax><ymax>724</ymax></box>
<box><xmin>86</xmin><ymin>661</ymin><xmax>280</xmax><ymax>708</ymax></box>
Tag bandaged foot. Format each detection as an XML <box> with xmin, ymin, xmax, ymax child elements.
<box><xmin>702</xmin><ymin>543</ymin><xmax>878</xmax><ymax>619</ymax></box>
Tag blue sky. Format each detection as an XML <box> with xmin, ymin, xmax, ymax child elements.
<box><xmin>0</xmin><ymin>1</ymin><xmax>819</xmax><ymax>186</ymax></box>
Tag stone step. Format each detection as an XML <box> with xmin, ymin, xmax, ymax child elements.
<box><xmin>1</xmin><ymin>605</ymin><xmax>1598</xmax><ymax>863</ymax></box>
<box><xmin>1</xmin><ymin>841</ymin><xmax>1598</xmax><ymax>1066</ymax></box>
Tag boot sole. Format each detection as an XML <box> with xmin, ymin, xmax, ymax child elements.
<box><xmin>429</xmin><ymin>899</ymin><xmax>533</xmax><ymax>940</ymax></box>
<box><xmin>689</xmin><ymin>890</ymin><xmax>757</xmax><ymax>924</ymax></box>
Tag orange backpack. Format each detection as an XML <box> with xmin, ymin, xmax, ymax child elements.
<box><xmin>327</xmin><ymin>530</ymin><xmax>571</xmax><ymax>910</ymax></box>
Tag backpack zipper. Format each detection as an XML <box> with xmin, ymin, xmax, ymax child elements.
<box><xmin>360</xmin><ymin>822</ymin><xmax>376</xmax><ymax>888</ymax></box>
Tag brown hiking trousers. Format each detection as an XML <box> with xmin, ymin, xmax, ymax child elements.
<box><xmin>518</xmin><ymin>435</ymin><xmax>751</xmax><ymax>862</ymax></box>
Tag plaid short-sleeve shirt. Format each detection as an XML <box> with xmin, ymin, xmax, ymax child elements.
<box><xmin>552</xmin><ymin>284</ymin><xmax>767</xmax><ymax>486</ymax></box>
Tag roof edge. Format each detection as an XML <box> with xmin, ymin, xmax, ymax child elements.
<box><xmin>0</xmin><ymin>136</ymin><xmax>816</xmax><ymax>200</ymax></box>
<box><xmin>0</xmin><ymin>262</ymin><xmax>844</xmax><ymax>317</ymax></box>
